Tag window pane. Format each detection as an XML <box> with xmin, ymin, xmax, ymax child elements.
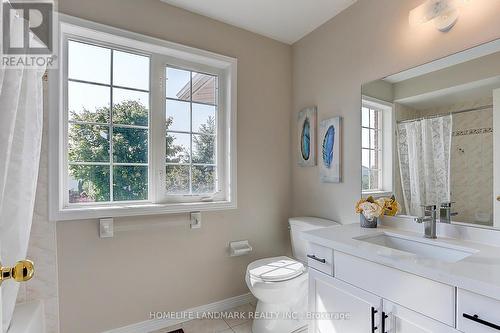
<box><xmin>68</xmin><ymin>40</ymin><xmax>111</xmax><ymax>84</ymax></box>
<box><xmin>362</xmin><ymin>107</ymin><xmax>370</xmax><ymax>127</ymax></box>
<box><xmin>192</xmin><ymin>103</ymin><xmax>216</xmax><ymax>134</ymax></box>
<box><xmin>166</xmin><ymin>100</ymin><xmax>190</xmax><ymax>132</ymax></box>
<box><xmin>113</xmin><ymin>88</ymin><xmax>149</xmax><ymax>126</ymax></box>
<box><xmin>68</xmin><ymin>124</ymin><xmax>109</xmax><ymax>162</ymax></box>
<box><xmin>113</xmin><ymin>166</ymin><xmax>148</xmax><ymax>201</ymax></box>
<box><xmin>192</xmin><ymin>72</ymin><xmax>216</xmax><ymax>105</ymax></box>
<box><xmin>166</xmin><ymin>67</ymin><xmax>190</xmax><ymax>101</ymax></box>
<box><xmin>166</xmin><ymin>165</ymin><xmax>190</xmax><ymax>194</ymax></box>
<box><xmin>192</xmin><ymin>134</ymin><xmax>215</xmax><ymax>164</ymax></box>
<box><xmin>370</xmin><ymin>150</ymin><xmax>379</xmax><ymax>169</ymax></box>
<box><xmin>362</xmin><ymin>149</ymin><xmax>370</xmax><ymax>169</ymax></box>
<box><xmin>166</xmin><ymin>133</ymin><xmax>190</xmax><ymax>163</ymax></box>
<box><xmin>192</xmin><ymin>165</ymin><xmax>215</xmax><ymax>194</ymax></box>
<box><xmin>112</xmin><ymin>127</ymin><xmax>148</xmax><ymax>163</ymax></box>
<box><xmin>362</xmin><ymin>128</ymin><xmax>370</xmax><ymax>148</ymax></box>
<box><xmin>370</xmin><ymin>129</ymin><xmax>379</xmax><ymax>150</ymax></box>
<box><xmin>362</xmin><ymin>167</ymin><xmax>370</xmax><ymax>191</ymax></box>
<box><xmin>68</xmin><ymin>165</ymin><xmax>110</xmax><ymax>203</ymax></box>
<box><xmin>68</xmin><ymin>81</ymin><xmax>110</xmax><ymax>123</ymax></box>
<box><xmin>370</xmin><ymin>170</ymin><xmax>380</xmax><ymax>190</ymax></box>
<box><xmin>113</xmin><ymin>50</ymin><xmax>150</xmax><ymax>90</ymax></box>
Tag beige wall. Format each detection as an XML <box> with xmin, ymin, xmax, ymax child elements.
<box><xmin>291</xmin><ymin>0</ymin><xmax>500</xmax><ymax>222</ymax></box>
<box><xmin>55</xmin><ymin>1</ymin><xmax>292</xmax><ymax>332</ymax></box>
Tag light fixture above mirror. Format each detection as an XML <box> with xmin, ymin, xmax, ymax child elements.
<box><xmin>409</xmin><ymin>0</ymin><xmax>471</xmax><ymax>32</ymax></box>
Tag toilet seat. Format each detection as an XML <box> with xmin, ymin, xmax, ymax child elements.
<box><xmin>247</xmin><ymin>256</ymin><xmax>305</xmax><ymax>282</ymax></box>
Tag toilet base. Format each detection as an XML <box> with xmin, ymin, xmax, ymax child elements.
<box><xmin>251</xmin><ymin>299</ymin><xmax>307</xmax><ymax>333</ymax></box>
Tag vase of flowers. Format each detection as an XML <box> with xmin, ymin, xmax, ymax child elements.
<box><xmin>355</xmin><ymin>195</ymin><xmax>400</xmax><ymax>228</ymax></box>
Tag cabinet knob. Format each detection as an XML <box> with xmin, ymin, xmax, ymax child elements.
<box><xmin>497</xmin><ymin>195</ymin><xmax>500</xmax><ymax>202</ymax></box>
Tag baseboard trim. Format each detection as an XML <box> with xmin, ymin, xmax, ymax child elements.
<box><xmin>103</xmin><ymin>293</ymin><xmax>255</xmax><ymax>333</ymax></box>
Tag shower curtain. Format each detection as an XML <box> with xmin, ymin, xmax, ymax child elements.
<box><xmin>0</xmin><ymin>4</ymin><xmax>45</xmax><ymax>331</ymax></box>
<box><xmin>397</xmin><ymin>115</ymin><xmax>452</xmax><ymax>217</ymax></box>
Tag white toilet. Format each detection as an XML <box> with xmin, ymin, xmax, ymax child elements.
<box><xmin>246</xmin><ymin>217</ymin><xmax>338</xmax><ymax>333</ymax></box>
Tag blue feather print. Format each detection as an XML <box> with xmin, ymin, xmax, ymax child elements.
<box><xmin>322</xmin><ymin>126</ymin><xmax>335</xmax><ymax>168</ymax></box>
<box><xmin>301</xmin><ymin>118</ymin><xmax>311</xmax><ymax>160</ymax></box>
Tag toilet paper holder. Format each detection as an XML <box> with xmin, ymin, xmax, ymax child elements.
<box><xmin>229</xmin><ymin>240</ymin><xmax>253</xmax><ymax>257</ymax></box>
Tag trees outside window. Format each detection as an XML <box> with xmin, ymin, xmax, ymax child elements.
<box><xmin>69</xmin><ymin>101</ymin><xmax>216</xmax><ymax>202</ymax></box>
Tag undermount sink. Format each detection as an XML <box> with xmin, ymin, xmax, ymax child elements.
<box><xmin>354</xmin><ymin>232</ymin><xmax>478</xmax><ymax>263</ymax></box>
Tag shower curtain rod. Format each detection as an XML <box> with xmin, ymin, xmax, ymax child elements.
<box><xmin>397</xmin><ymin>104</ymin><xmax>493</xmax><ymax>124</ymax></box>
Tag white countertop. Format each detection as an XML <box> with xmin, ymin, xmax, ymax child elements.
<box><xmin>303</xmin><ymin>223</ymin><xmax>500</xmax><ymax>301</ymax></box>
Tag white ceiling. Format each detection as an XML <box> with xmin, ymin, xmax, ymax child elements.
<box><xmin>160</xmin><ymin>0</ymin><xmax>357</xmax><ymax>44</ymax></box>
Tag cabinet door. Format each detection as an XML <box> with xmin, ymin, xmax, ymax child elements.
<box><xmin>457</xmin><ymin>289</ymin><xmax>500</xmax><ymax>333</ymax></box>
<box><xmin>383</xmin><ymin>300</ymin><xmax>459</xmax><ymax>333</ymax></box>
<box><xmin>309</xmin><ymin>268</ymin><xmax>382</xmax><ymax>333</ymax></box>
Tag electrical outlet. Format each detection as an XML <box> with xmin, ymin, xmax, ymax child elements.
<box><xmin>190</xmin><ymin>212</ymin><xmax>201</xmax><ymax>229</ymax></box>
<box><xmin>99</xmin><ymin>218</ymin><xmax>114</xmax><ymax>238</ymax></box>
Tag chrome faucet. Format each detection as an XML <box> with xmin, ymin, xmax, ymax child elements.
<box><xmin>414</xmin><ymin>205</ymin><xmax>438</xmax><ymax>239</ymax></box>
<box><xmin>440</xmin><ymin>202</ymin><xmax>458</xmax><ymax>224</ymax></box>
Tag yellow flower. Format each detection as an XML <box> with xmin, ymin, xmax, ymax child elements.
<box><xmin>356</xmin><ymin>196</ymin><xmax>400</xmax><ymax>217</ymax></box>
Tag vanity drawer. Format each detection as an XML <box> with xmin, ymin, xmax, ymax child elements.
<box><xmin>306</xmin><ymin>242</ymin><xmax>333</xmax><ymax>276</ymax></box>
<box><xmin>334</xmin><ymin>251</ymin><xmax>455</xmax><ymax>326</ymax></box>
<box><xmin>457</xmin><ymin>289</ymin><xmax>500</xmax><ymax>332</ymax></box>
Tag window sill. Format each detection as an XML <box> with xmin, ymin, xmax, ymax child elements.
<box><xmin>50</xmin><ymin>200</ymin><xmax>237</xmax><ymax>221</ymax></box>
<box><xmin>361</xmin><ymin>190</ymin><xmax>394</xmax><ymax>198</ymax></box>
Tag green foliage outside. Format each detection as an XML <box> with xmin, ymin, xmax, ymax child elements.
<box><xmin>69</xmin><ymin>100</ymin><xmax>216</xmax><ymax>203</ymax></box>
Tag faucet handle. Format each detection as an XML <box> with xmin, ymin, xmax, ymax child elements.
<box><xmin>414</xmin><ymin>217</ymin><xmax>424</xmax><ymax>224</ymax></box>
<box><xmin>421</xmin><ymin>204</ymin><xmax>437</xmax><ymax>212</ymax></box>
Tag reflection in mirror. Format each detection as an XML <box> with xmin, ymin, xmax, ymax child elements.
<box><xmin>361</xmin><ymin>40</ymin><xmax>500</xmax><ymax>229</ymax></box>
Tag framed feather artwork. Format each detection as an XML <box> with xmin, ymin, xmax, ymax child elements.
<box><xmin>297</xmin><ymin>107</ymin><xmax>317</xmax><ymax>166</ymax></box>
<box><xmin>319</xmin><ymin>116</ymin><xmax>342</xmax><ymax>183</ymax></box>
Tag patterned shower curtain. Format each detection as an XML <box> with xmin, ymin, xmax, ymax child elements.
<box><xmin>397</xmin><ymin>115</ymin><xmax>452</xmax><ymax>217</ymax></box>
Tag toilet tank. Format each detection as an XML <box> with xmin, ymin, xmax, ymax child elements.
<box><xmin>289</xmin><ymin>217</ymin><xmax>339</xmax><ymax>263</ymax></box>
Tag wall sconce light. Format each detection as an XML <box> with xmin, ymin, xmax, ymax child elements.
<box><xmin>409</xmin><ymin>0</ymin><xmax>470</xmax><ymax>32</ymax></box>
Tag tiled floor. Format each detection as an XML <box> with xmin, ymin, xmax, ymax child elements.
<box><xmin>150</xmin><ymin>302</ymin><xmax>308</xmax><ymax>333</ymax></box>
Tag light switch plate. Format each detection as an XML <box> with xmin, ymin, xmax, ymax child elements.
<box><xmin>190</xmin><ymin>212</ymin><xmax>201</xmax><ymax>229</ymax></box>
<box><xmin>99</xmin><ymin>218</ymin><xmax>114</xmax><ymax>238</ymax></box>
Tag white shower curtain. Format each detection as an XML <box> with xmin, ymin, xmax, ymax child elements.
<box><xmin>397</xmin><ymin>115</ymin><xmax>452</xmax><ymax>217</ymax></box>
<box><xmin>0</xmin><ymin>5</ymin><xmax>46</xmax><ymax>331</ymax></box>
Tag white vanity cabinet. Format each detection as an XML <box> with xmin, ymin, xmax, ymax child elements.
<box><xmin>308</xmin><ymin>268</ymin><xmax>459</xmax><ymax>333</ymax></box>
<box><xmin>384</xmin><ymin>300</ymin><xmax>459</xmax><ymax>333</ymax></box>
<box><xmin>307</xmin><ymin>245</ymin><xmax>469</xmax><ymax>333</ymax></box>
<box><xmin>334</xmin><ymin>252</ymin><xmax>456</xmax><ymax>326</ymax></box>
<box><xmin>309</xmin><ymin>268</ymin><xmax>382</xmax><ymax>333</ymax></box>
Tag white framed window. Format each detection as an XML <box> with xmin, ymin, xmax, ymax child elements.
<box><xmin>361</xmin><ymin>96</ymin><xmax>393</xmax><ymax>195</ymax></box>
<box><xmin>49</xmin><ymin>15</ymin><xmax>237</xmax><ymax>220</ymax></box>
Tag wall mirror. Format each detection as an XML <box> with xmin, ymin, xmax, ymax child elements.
<box><xmin>361</xmin><ymin>39</ymin><xmax>500</xmax><ymax>229</ymax></box>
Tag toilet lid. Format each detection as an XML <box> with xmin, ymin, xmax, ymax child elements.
<box><xmin>248</xmin><ymin>256</ymin><xmax>305</xmax><ymax>282</ymax></box>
